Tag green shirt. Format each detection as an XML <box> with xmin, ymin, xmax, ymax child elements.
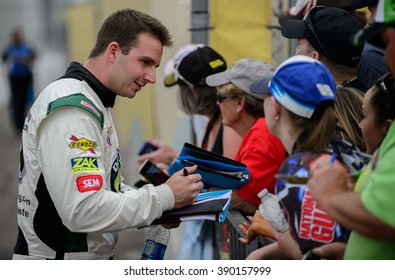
<box><xmin>345</xmin><ymin>124</ymin><xmax>395</xmax><ymax>260</ymax></box>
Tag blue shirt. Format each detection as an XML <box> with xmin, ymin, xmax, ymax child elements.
<box><xmin>2</xmin><ymin>44</ymin><xmax>34</xmax><ymax>77</ymax></box>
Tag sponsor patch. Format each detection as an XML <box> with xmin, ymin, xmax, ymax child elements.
<box><xmin>106</xmin><ymin>126</ymin><xmax>113</xmax><ymax>146</ymax></box>
<box><xmin>76</xmin><ymin>174</ymin><xmax>103</xmax><ymax>192</ymax></box>
<box><xmin>71</xmin><ymin>157</ymin><xmax>100</xmax><ymax>173</ymax></box>
<box><xmin>69</xmin><ymin>135</ymin><xmax>98</xmax><ymax>154</ymax></box>
<box><xmin>80</xmin><ymin>100</ymin><xmax>101</xmax><ymax>117</ymax></box>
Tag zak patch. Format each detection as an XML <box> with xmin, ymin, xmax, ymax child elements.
<box><xmin>69</xmin><ymin>135</ymin><xmax>98</xmax><ymax>154</ymax></box>
<box><xmin>76</xmin><ymin>174</ymin><xmax>103</xmax><ymax>192</ymax></box>
<box><xmin>71</xmin><ymin>157</ymin><xmax>99</xmax><ymax>173</ymax></box>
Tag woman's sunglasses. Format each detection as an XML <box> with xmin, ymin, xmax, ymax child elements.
<box><xmin>377</xmin><ymin>72</ymin><xmax>395</xmax><ymax>111</ymax></box>
<box><xmin>303</xmin><ymin>6</ymin><xmax>331</xmax><ymax>58</ymax></box>
<box><xmin>216</xmin><ymin>92</ymin><xmax>230</xmax><ymax>103</ymax></box>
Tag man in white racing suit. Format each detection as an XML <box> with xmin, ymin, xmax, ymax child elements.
<box><xmin>13</xmin><ymin>9</ymin><xmax>203</xmax><ymax>260</ymax></box>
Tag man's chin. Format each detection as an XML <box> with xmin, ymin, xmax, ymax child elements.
<box><xmin>124</xmin><ymin>91</ymin><xmax>137</xmax><ymax>99</ymax></box>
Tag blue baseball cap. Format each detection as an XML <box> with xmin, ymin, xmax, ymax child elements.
<box><xmin>251</xmin><ymin>55</ymin><xmax>336</xmax><ymax>119</ymax></box>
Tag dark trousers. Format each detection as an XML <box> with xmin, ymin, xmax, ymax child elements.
<box><xmin>9</xmin><ymin>74</ymin><xmax>32</xmax><ymax>132</ymax></box>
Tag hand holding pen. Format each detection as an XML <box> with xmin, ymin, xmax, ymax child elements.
<box><xmin>164</xmin><ymin>165</ymin><xmax>203</xmax><ymax>209</ymax></box>
<box><xmin>309</xmin><ymin>153</ymin><xmax>338</xmax><ymax>176</ymax></box>
<box><xmin>329</xmin><ymin>153</ymin><xmax>337</xmax><ymax>166</ymax></box>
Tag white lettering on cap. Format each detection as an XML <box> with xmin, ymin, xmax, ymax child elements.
<box><xmin>316</xmin><ymin>84</ymin><xmax>334</xmax><ymax>97</ymax></box>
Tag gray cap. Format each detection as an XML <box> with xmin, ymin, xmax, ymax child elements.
<box><xmin>205</xmin><ymin>58</ymin><xmax>275</xmax><ymax>99</ymax></box>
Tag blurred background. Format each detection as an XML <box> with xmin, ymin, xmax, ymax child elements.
<box><xmin>0</xmin><ymin>0</ymin><xmax>294</xmax><ymax>259</ymax></box>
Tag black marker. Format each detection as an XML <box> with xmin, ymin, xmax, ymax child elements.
<box><xmin>182</xmin><ymin>168</ymin><xmax>188</xmax><ymax>176</ymax></box>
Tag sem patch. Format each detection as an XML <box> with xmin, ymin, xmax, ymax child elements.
<box><xmin>76</xmin><ymin>174</ymin><xmax>103</xmax><ymax>192</ymax></box>
<box><xmin>71</xmin><ymin>157</ymin><xmax>99</xmax><ymax>173</ymax></box>
<box><xmin>69</xmin><ymin>135</ymin><xmax>98</xmax><ymax>154</ymax></box>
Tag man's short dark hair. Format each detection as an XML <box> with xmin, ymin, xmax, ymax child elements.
<box><xmin>89</xmin><ymin>9</ymin><xmax>172</xmax><ymax>58</ymax></box>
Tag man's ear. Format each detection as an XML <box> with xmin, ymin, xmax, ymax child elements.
<box><xmin>107</xmin><ymin>42</ymin><xmax>120</xmax><ymax>61</ymax></box>
<box><xmin>311</xmin><ymin>50</ymin><xmax>321</xmax><ymax>61</ymax></box>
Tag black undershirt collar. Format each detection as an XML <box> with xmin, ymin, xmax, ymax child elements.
<box><xmin>59</xmin><ymin>61</ymin><xmax>116</xmax><ymax>108</ymax></box>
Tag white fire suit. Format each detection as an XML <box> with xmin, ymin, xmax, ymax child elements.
<box><xmin>13</xmin><ymin>62</ymin><xmax>174</xmax><ymax>259</ymax></box>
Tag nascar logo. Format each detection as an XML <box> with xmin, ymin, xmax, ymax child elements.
<box><xmin>69</xmin><ymin>135</ymin><xmax>98</xmax><ymax>154</ymax></box>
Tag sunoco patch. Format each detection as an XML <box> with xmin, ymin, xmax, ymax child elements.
<box><xmin>69</xmin><ymin>135</ymin><xmax>98</xmax><ymax>154</ymax></box>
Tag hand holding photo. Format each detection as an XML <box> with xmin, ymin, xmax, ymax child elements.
<box><xmin>276</xmin><ymin>154</ymin><xmax>336</xmax><ymax>184</ymax></box>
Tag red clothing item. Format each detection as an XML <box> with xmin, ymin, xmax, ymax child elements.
<box><xmin>235</xmin><ymin>118</ymin><xmax>286</xmax><ymax>205</ymax></box>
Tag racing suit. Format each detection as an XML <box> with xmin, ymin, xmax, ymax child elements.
<box><xmin>13</xmin><ymin>62</ymin><xmax>174</xmax><ymax>259</ymax></box>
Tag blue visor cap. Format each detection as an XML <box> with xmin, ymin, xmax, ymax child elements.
<box><xmin>270</xmin><ymin>55</ymin><xmax>336</xmax><ymax>119</ymax></box>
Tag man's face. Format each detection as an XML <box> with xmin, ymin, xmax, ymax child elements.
<box><xmin>110</xmin><ymin>33</ymin><xmax>163</xmax><ymax>99</ymax></box>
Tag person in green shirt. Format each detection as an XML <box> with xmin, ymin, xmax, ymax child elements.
<box><xmin>309</xmin><ymin>0</ymin><xmax>395</xmax><ymax>259</ymax></box>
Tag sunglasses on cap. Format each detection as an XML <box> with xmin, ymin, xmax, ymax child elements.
<box><xmin>172</xmin><ymin>52</ymin><xmax>195</xmax><ymax>88</ymax></box>
<box><xmin>377</xmin><ymin>72</ymin><xmax>395</xmax><ymax>111</ymax></box>
<box><xmin>303</xmin><ymin>6</ymin><xmax>331</xmax><ymax>58</ymax></box>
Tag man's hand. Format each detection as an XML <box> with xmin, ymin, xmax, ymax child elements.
<box><xmin>165</xmin><ymin>165</ymin><xmax>203</xmax><ymax>209</ymax></box>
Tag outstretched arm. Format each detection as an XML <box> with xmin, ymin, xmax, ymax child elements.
<box><xmin>309</xmin><ymin>158</ymin><xmax>395</xmax><ymax>239</ymax></box>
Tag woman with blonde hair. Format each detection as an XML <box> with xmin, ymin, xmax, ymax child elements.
<box><xmin>335</xmin><ymin>86</ymin><xmax>366</xmax><ymax>152</ymax></box>
<box><xmin>206</xmin><ymin>58</ymin><xmax>286</xmax><ymax>216</ymax></box>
